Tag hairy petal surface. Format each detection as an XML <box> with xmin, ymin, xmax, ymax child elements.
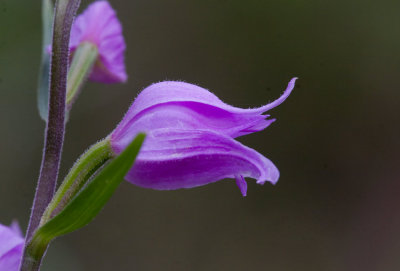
<box><xmin>0</xmin><ymin>223</ymin><xmax>24</xmax><ymax>271</ymax></box>
<box><xmin>70</xmin><ymin>0</ymin><xmax>127</xmax><ymax>83</ymax></box>
<box><xmin>112</xmin><ymin>78</ymin><xmax>296</xmax><ymax>141</ymax></box>
<box><xmin>118</xmin><ymin>129</ymin><xmax>279</xmax><ymax>190</ymax></box>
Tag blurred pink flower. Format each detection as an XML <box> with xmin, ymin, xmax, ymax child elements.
<box><xmin>70</xmin><ymin>1</ymin><xmax>127</xmax><ymax>83</ymax></box>
<box><xmin>0</xmin><ymin>222</ymin><xmax>24</xmax><ymax>271</ymax></box>
<box><xmin>48</xmin><ymin>1</ymin><xmax>127</xmax><ymax>83</ymax></box>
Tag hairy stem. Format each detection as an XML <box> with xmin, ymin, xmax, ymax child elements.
<box><xmin>21</xmin><ymin>0</ymin><xmax>81</xmax><ymax>270</ymax></box>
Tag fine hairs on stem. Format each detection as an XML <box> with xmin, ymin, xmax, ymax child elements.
<box><xmin>20</xmin><ymin>1</ymin><xmax>81</xmax><ymax>270</ymax></box>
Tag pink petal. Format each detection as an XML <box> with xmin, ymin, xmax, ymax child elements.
<box><xmin>112</xmin><ymin>78</ymin><xmax>296</xmax><ymax>142</ymax></box>
<box><xmin>0</xmin><ymin>223</ymin><xmax>24</xmax><ymax>271</ymax></box>
<box><xmin>123</xmin><ymin>129</ymin><xmax>279</xmax><ymax>190</ymax></box>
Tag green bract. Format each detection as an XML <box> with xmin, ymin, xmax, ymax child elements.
<box><xmin>26</xmin><ymin>134</ymin><xmax>145</xmax><ymax>262</ymax></box>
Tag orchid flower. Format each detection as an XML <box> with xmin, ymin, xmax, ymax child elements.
<box><xmin>110</xmin><ymin>78</ymin><xmax>297</xmax><ymax>196</ymax></box>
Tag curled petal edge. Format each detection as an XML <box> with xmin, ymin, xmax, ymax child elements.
<box><xmin>112</xmin><ymin>78</ymin><xmax>297</xmax><ymax>140</ymax></box>
<box><xmin>120</xmin><ymin>77</ymin><xmax>297</xmax><ymax>119</ymax></box>
<box><xmin>121</xmin><ymin>129</ymin><xmax>280</xmax><ymax>192</ymax></box>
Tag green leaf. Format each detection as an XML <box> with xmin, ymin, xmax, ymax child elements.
<box><xmin>37</xmin><ymin>0</ymin><xmax>54</xmax><ymax>121</ymax></box>
<box><xmin>28</xmin><ymin>133</ymin><xmax>146</xmax><ymax>259</ymax></box>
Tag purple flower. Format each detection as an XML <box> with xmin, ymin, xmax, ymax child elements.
<box><xmin>48</xmin><ymin>1</ymin><xmax>127</xmax><ymax>83</ymax></box>
<box><xmin>71</xmin><ymin>0</ymin><xmax>126</xmax><ymax>83</ymax></box>
<box><xmin>0</xmin><ymin>222</ymin><xmax>24</xmax><ymax>271</ymax></box>
<box><xmin>110</xmin><ymin>78</ymin><xmax>297</xmax><ymax>196</ymax></box>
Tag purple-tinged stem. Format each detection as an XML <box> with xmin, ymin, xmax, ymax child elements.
<box><xmin>21</xmin><ymin>0</ymin><xmax>81</xmax><ymax>270</ymax></box>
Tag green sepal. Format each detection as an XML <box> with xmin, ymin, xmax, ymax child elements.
<box><xmin>66</xmin><ymin>42</ymin><xmax>98</xmax><ymax>110</ymax></box>
<box><xmin>37</xmin><ymin>0</ymin><xmax>54</xmax><ymax>122</ymax></box>
<box><xmin>27</xmin><ymin>133</ymin><xmax>146</xmax><ymax>259</ymax></box>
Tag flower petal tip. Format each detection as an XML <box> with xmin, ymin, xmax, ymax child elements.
<box><xmin>235</xmin><ymin>175</ymin><xmax>247</xmax><ymax>197</ymax></box>
<box><xmin>261</xmin><ymin>77</ymin><xmax>297</xmax><ymax>112</ymax></box>
<box><xmin>9</xmin><ymin>221</ymin><xmax>22</xmax><ymax>237</ymax></box>
<box><xmin>256</xmin><ymin>177</ymin><xmax>279</xmax><ymax>186</ymax></box>
<box><xmin>288</xmin><ymin>77</ymin><xmax>298</xmax><ymax>90</ymax></box>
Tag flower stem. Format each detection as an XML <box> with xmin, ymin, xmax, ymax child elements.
<box><xmin>66</xmin><ymin>42</ymin><xmax>98</xmax><ymax>109</ymax></box>
<box><xmin>41</xmin><ymin>138</ymin><xmax>113</xmax><ymax>225</ymax></box>
<box><xmin>21</xmin><ymin>0</ymin><xmax>81</xmax><ymax>270</ymax></box>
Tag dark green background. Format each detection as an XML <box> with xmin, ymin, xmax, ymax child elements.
<box><xmin>1</xmin><ymin>0</ymin><xmax>400</xmax><ymax>270</ymax></box>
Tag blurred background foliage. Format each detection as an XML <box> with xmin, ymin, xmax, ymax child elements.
<box><xmin>1</xmin><ymin>0</ymin><xmax>400</xmax><ymax>270</ymax></box>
